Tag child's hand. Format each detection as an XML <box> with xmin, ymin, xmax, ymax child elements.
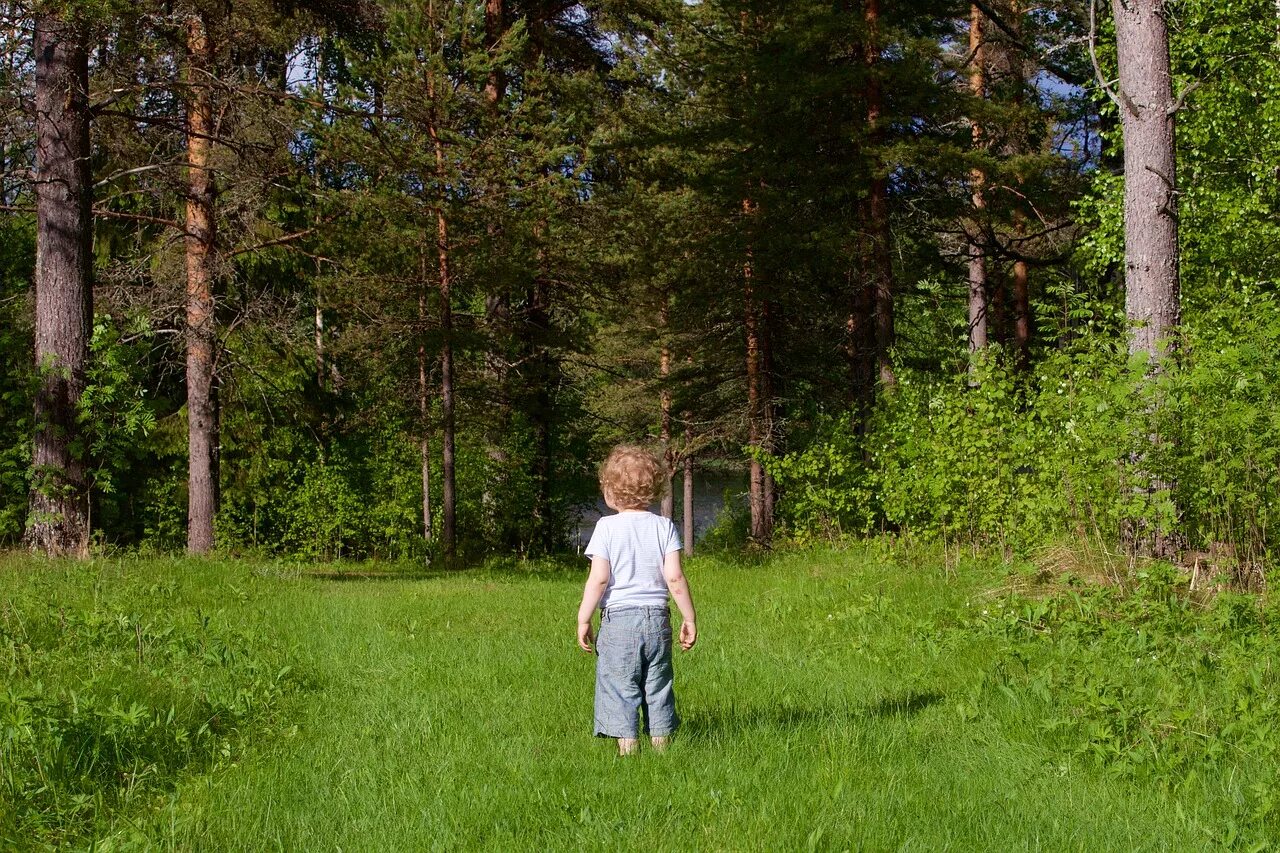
<box><xmin>577</xmin><ymin>620</ymin><xmax>595</xmax><ymax>653</ymax></box>
<box><xmin>679</xmin><ymin>620</ymin><xmax>697</xmax><ymax>651</ymax></box>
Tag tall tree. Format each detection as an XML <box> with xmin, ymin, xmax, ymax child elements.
<box><xmin>26</xmin><ymin>10</ymin><xmax>92</xmax><ymax>557</ymax></box>
<box><xmin>1108</xmin><ymin>0</ymin><xmax>1180</xmax><ymax>365</ymax></box>
<box><xmin>183</xmin><ymin>11</ymin><xmax>218</xmax><ymax>554</ymax></box>
<box><xmin>863</xmin><ymin>0</ymin><xmax>896</xmax><ymax>390</ymax></box>
<box><xmin>1106</xmin><ymin>0</ymin><xmax>1182</xmax><ymax>557</ymax></box>
<box><xmin>966</xmin><ymin>3</ymin><xmax>989</xmax><ymax>369</ymax></box>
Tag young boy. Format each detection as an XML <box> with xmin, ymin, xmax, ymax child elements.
<box><xmin>577</xmin><ymin>445</ymin><xmax>697</xmax><ymax>755</ymax></box>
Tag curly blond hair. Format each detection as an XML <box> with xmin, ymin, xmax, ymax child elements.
<box><xmin>599</xmin><ymin>445</ymin><xmax>667</xmax><ymax>510</ymax></box>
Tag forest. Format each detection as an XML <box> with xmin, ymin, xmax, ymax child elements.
<box><xmin>5</xmin><ymin>0</ymin><xmax>1280</xmax><ymax>848</ymax></box>
<box><xmin>5</xmin><ymin>0</ymin><xmax>1274</xmax><ymax>568</ymax></box>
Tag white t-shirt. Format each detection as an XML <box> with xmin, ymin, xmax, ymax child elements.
<box><xmin>584</xmin><ymin>510</ymin><xmax>683</xmax><ymax>609</ymax></box>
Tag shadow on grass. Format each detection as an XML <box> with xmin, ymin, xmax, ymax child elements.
<box><xmin>681</xmin><ymin>690</ymin><xmax>945</xmax><ymax>738</ymax></box>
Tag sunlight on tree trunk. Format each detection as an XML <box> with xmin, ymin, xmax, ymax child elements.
<box><xmin>185</xmin><ymin>13</ymin><xmax>218</xmax><ymax>556</ymax></box>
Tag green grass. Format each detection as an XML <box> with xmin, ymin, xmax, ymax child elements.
<box><xmin>3</xmin><ymin>547</ymin><xmax>1277</xmax><ymax>850</ymax></box>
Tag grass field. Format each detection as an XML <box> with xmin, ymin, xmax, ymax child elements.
<box><xmin>4</xmin><ymin>546</ymin><xmax>1279</xmax><ymax>850</ymax></box>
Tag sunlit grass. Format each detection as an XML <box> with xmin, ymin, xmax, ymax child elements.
<box><xmin>6</xmin><ymin>547</ymin><xmax>1272</xmax><ymax>850</ymax></box>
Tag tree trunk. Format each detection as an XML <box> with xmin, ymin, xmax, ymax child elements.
<box><xmin>418</xmin><ymin>280</ymin><xmax>433</xmax><ymax>545</ymax></box>
<box><xmin>659</xmin><ymin>300</ymin><xmax>674</xmax><ymax>519</ymax></box>
<box><xmin>1012</xmin><ymin>217</ymin><xmax>1031</xmax><ymax>371</ymax></box>
<box><xmin>682</xmin><ymin>439</ymin><xmax>694</xmax><ymax>556</ymax></box>
<box><xmin>1112</xmin><ymin>0</ymin><xmax>1180</xmax><ymax>366</ymax></box>
<box><xmin>314</xmin><ymin>40</ymin><xmax>327</xmax><ymax>390</ymax></box>
<box><xmin>967</xmin><ymin>3</ymin><xmax>989</xmax><ymax>373</ymax></box>
<box><xmin>1112</xmin><ymin>0</ymin><xmax>1181</xmax><ymax>558</ymax></box>
<box><xmin>26</xmin><ymin>13</ymin><xmax>92</xmax><ymax>557</ymax></box>
<box><xmin>424</xmin><ymin>58</ymin><xmax>455</xmax><ymax>563</ymax></box>
<box><xmin>184</xmin><ymin>14</ymin><xmax>218</xmax><ymax>555</ymax></box>
<box><xmin>743</xmin><ymin>198</ymin><xmax>769</xmax><ymax>546</ymax></box>
<box><xmin>484</xmin><ymin>0</ymin><xmax>506</xmax><ymax>105</ymax></box>
<box><xmin>864</xmin><ymin>0</ymin><xmax>896</xmax><ymax>389</ymax></box>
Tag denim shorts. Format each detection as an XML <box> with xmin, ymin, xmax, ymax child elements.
<box><xmin>594</xmin><ymin>605</ymin><xmax>678</xmax><ymax>738</ymax></box>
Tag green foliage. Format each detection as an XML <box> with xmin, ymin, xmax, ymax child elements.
<box><xmin>0</xmin><ymin>216</ymin><xmax>35</xmax><ymax>544</ymax></box>
<box><xmin>80</xmin><ymin>314</ymin><xmax>157</xmax><ymax>509</ymax></box>
<box><xmin>0</xmin><ymin>558</ymin><xmax>307</xmax><ymax>846</ymax></box>
<box><xmin>968</xmin><ymin>563</ymin><xmax>1280</xmax><ymax>795</ymax></box>
<box><xmin>770</xmin><ymin>344</ymin><xmax>1159</xmax><ymax>551</ymax></box>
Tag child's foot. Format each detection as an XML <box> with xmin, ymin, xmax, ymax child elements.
<box><xmin>650</xmin><ymin>736</ymin><xmax>670</xmax><ymax>753</ymax></box>
<box><xmin>618</xmin><ymin>738</ymin><xmax>639</xmax><ymax>756</ymax></box>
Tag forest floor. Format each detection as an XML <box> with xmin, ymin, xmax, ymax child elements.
<box><xmin>4</xmin><ymin>546</ymin><xmax>1277</xmax><ymax>850</ymax></box>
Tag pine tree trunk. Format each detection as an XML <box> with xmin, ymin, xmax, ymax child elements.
<box><xmin>1112</xmin><ymin>0</ymin><xmax>1181</xmax><ymax>558</ymax></box>
<box><xmin>1010</xmin><ymin>1</ymin><xmax>1033</xmax><ymax>373</ymax></box>
<box><xmin>743</xmin><ymin>198</ymin><xmax>769</xmax><ymax>546</ymax></box>
<box><xmin>1112</xmin><ymin>0</ymin><xmax>1180</xmax><ymax>365</ymax></box>
<box><xmin>484</xmin><ymin>0</ymin><xmax>506</xmax><ymax>105</ymax></box>
<box><xmin>184</xmin><ymin>14</ymin><xmax>218</xmax><ymax>555</ymax></box>
<box><xmin>659</xmin><ymin>300</ymin><xmax>674</xmax><ymax>519</ymax></box>
<box><xmin>682</xmin><ymin>442</ymin><xmax>694</xmax><ymax>556</ymax></box>
<box><xmin>1012</xmin><ymin>218</ymin><xmax>1031</xmax><ymax>371</ymax></box>
<box><xmin>314</xmin><ymin>41</ymin><xmax>326</xmax><ymax>390</ymax></box>
<box><xmin>418</xmin><ymin>285</ymin><xmax>433</xmax><ymax>545</ymax></box>
<box><xmin>426</xmin><ymin>40</ymin><xmax>457</xmax><ymax>565</ymax></box>
<box><xmin>26</xmin><ymin>13</ymin><xmax>91</xmax><ymax>557</ymax></box>
<box><xmin>967</xmin><ymin>3</ymin><xmax>989</xmax><ymax>372</ymax></box>
<box><xmin>864</xmin><ymin>0</ymin><xmax>896</xmax><ymax>389</ymax></box>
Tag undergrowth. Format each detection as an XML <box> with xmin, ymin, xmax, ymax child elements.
<box><xmin>967</xmin><ymin>558</ymin><xmax>1280</xmax><ymax>822</ymax></box>
<box><xmin>0</xmin><ymin>558</ymin><xmax>308</xmax><ymax>848</ymax></box>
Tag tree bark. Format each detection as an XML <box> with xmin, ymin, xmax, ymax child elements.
<box><xmin>659</xmin><ymin>300</ymin><xmax>674</xmax><ymax>519</ymax></box>
<box><xmin>184</xmin><ymin>14</ymin><xmax>218</xmax><ymax>555</ymax></box>
<box><xmin>1112</xmin><ymin>0</ymin><xmax>1180</xmax><ymax>366</ymax></box>
<box><xmin>26</xmin><ymin>13</ymin><xmax>92</xmax><ymax>557</ymax></box>
<box><xmin>682</xmin><ymin>436</ymin><xmax>694</xmax><ymax>556</ymax></box>
<box><xmin>967</xmin><ymin>3</ymin><xmax>989</xmax><ymax>373</ymax></box>
<box><xmin>743</xmin><ymin>197</ymin><xmax>772</xmax><ymax>545</ymax></box>
<box><xmin>864</xmin><ymin>0</ymin><xmax>896</xmax><ymax>389</ymax></box>
<box><xmin>426</xmin><ymin>77</ymin><xmax>457</xmax><ymax>566</ymax></box>
<box><xmin>418</xmin><ymin>280</ymin><xmax>433</xmax><ymax>545</ymax></box>
<box><xmin>1112</xmin><ymin>0</ymin><xmax>1181</xmax><ymax>558</ymax></box>
<box><xmin>1012</xmin><ymin>216</ymin><xmax>1031</xmax><ymax>370</ymax></box>
<box><xmin>484</xmin><ymin>0</ymin><xmax>506</xmax><ymax>105</ymax></box>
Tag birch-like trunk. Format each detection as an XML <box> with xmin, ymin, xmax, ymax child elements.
<box><xmin>27</xmin><ymin>13</ymin><xmax>92</xmax><ymax>557</ymax></box>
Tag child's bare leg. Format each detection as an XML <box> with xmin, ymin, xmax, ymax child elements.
<box><xmin>650</xmin><ymin>736</ymin><xmax>669</xmax><ymax>752</ymax></box>
<box><xmin>617</xmin><ymin>737</ymin><xmax>639</xmax><ymax>755</ymax></box>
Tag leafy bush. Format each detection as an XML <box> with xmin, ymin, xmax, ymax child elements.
<box><xmin>769</xmin><ymin>343</ymin><xmax>1153</xmax><ymax>552</ymax></box>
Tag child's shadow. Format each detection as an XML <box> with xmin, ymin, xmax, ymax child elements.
<box><xmin>681</xmin><ymin>690</ymin><xmax>944</xmax><ymax>738</ymax></box>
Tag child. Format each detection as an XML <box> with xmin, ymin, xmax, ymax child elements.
<box><xmin>577</xmin><ymin>445</ymin><xmax>697</xmax><ymax>755</ymax></box>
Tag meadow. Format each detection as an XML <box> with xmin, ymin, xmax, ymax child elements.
<box><xmin>4</xmin><ymin>545</ymin><xmax>1280</xmax><ymax>851</ymax></box>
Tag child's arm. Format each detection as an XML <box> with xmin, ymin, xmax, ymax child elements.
<box><xmin>576</xmin><ymin>556</ymin><xmax>611</xmax><ymax>652</ymax></box>
<box><xmin>663</xmin><ymin>550</ymin><xmax>697</xmax><ymax>651</ymax></box>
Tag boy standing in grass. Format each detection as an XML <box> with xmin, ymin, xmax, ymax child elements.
<box><xmin>577</xmin><ymin>445</ymin><xmax>697</xmax><ymax>755</ymax></box>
